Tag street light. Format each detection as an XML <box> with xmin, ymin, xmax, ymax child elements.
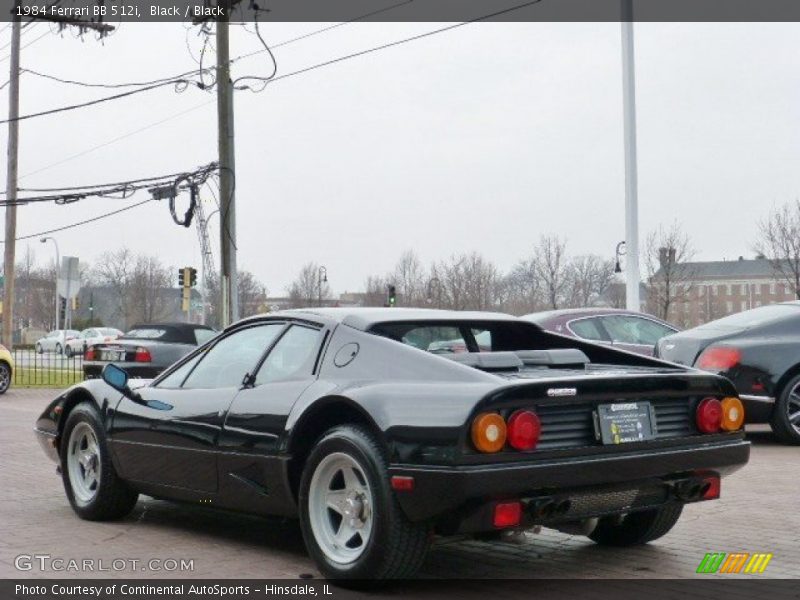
<box><xmin>318</xmin><ymin>266</ymin><xmax>328</xmax><ymax>307</ymax></box>
<box><xmin>40</xmin><ymin>237</ymin><xmax>60</xmax><ymax>331</ymax></box>
<box><xmin>615</xmin><ymin>241</ymin><xmax>626</xmax><ymax>274</ymax></box>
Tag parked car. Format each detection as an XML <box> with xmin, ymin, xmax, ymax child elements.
<box><xmin>0</xmin><ymin>343</ymin><xmax>14</xmax><ymax>394</ymax></box>
<box><xmin>35</xmin><ymin>308</ymin><xmax>749</xmax><ymax>580</ymax></box>
<box><xmin>523</xmin><ymin>308</ymin><xmax>679</xmax><ymax>356</ymax></box>
<box><xmin>63</xmin><ymin>327</ymin><xmax>124</xmax><ymax>358</ymax></box>
<box><xmin>656</xmin><ymin>301</ymin><xmax>800</xmax><ymax>444</ymax></box>
<box><xmin>35</xmin><ymin>330</ymin><xmax>80</xmax><ymax>355</ymax></box>
<box><xmin>82</xmin><ymin>323</ymin><xmax>216</xmax><ymax>379</ymax></box>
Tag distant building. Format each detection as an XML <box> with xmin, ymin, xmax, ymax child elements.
<box><xmin>652</xmin><ymin>257</ymin><xmax>795</xmax><ymax>328</ymax></box>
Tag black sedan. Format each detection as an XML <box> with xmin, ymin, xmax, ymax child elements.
<box><xmin>35</xmin><ymin>308</ymin><xmax>749</xmax><ymax>580</ymax></box>
<box><xmin>656</xmin><ymin>301</ymin><xmax>800</xmax><ymax>444</ymax></box>
<box><xmin>83</xmin><ymin>322</ymin><xmax>217</xmax><ymax>379</ymax></box>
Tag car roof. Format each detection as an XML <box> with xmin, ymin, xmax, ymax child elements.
<box><xmin>128</xmin><ymin>322</ymin><xmax>215</xmax><ymax>331</ymax></box>
<box><xmin>524</xmin><ymin>308</ymin><xmax>657</xmax><ymax>322</ymax></box>
<box><xmin>235</xmin><ymin>307</ymin><xmax>525</xmax><ymax>332</ymax></box>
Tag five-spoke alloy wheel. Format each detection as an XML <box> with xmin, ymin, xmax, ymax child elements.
<box><xmin>771</xmin><ymin>374</ymin><xmax>800</xmax><ymax>444</ymax></box>
<box><xmin>66</xmin><ymin>422</ymin><xmax>102</xmax><ymax>506</ymax></box>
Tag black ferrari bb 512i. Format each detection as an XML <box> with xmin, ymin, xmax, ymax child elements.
<box><xmin>34</xmin><ymin>308</ymin><xmax>749</xmax><ymax>580</ymax></box>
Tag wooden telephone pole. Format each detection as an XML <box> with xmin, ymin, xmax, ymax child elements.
<box><xmin>1</xmin><ymin>8</ymin><xmax>112</xmax><ymax>349</ymax></box>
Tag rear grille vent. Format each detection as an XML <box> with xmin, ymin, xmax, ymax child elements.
<box><xmin>534</xmin><ymin>398</ymin><xmax>697</xmax><ymax>451</ymax></box>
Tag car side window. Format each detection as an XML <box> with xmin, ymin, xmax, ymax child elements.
<box><xmin>255</xmin><ymin>325</ymin><xmax>322</xmax><ymax>385</ymax></box>
<box><xmin>602</xmin><ymin>316</ymin><xmax>674</xmax><ymax>346</ymax></box>
<box><xmin>181</xmin><ymin>324</ymin><xmax>284</xmax><ymax>390</ymax></box>
<box><xmin>156</xmin><ymin>352</ymin><xmax>205</xmax><ymax>389</ymax></box>
<box><xmin>569</xmin><ymin>318</ymin><xmax>606</xmax><ymax>342</ymax></box>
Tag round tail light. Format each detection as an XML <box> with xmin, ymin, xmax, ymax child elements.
<box><xmin>507</xmin><ymin>410</ymin><xmax>541</xmax><ymax>451</ymax></box>
<box><xmin>471</xmin><ymin>412</ymin><xmax>506</xmax><ymax>453</ymax></box>
<box><xmin>696</xmin><ymin>397</ymin><xmax>723</xmax><ymax>433</ymax></box>
<box><xmin>84</xmin><ymin>347</ymin><xmax>95</xmax><ymax>361</ymax></box>
<box><xmin>720</xmin><ymin>397</ymin><xmax>745</xmax><ymax>431</ymax></box>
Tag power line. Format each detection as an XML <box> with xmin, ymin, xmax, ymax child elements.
<box><xmin>20</xmin><ymin>65</ymin><xmax>215</xmax><ymax>89</ymax></box>
<box><xmin>0</xmin><ymin>27</ymin><xmax>49</xmax><ymax>63</ymax></box>
<box><xmin>0</xmin><ymin>199</ymin><xmax>154</xmax><ymax>243</ymax></box>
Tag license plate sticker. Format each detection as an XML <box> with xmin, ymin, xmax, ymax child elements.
<box><xmin>596</xmin><ymin>402</ymin><xmax>656</xmax><ymax>444</ymax></box>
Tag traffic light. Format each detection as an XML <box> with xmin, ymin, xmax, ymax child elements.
<box><xmin>178</xmin><ymin>268</ymin><xmax>185</xmax><ymax>287</ymax></box>
<box><xmin>189</xmin><ymin>267</ymin><xmax>197</xmax><ymax>287</ymax></box>
<box><xmin>72</xmin><ymin>296</ymin><xmax>79</xmax><ymax>311</ymax></box>
<box><xmin>388</xmin><ymin>285</ymin><xmax>397</xmax><ymax>307</ymax></box>
<box><xmin>179</xmin><ymin>267</ymin><xmax>197</xmax><ymax>288</ymax></box>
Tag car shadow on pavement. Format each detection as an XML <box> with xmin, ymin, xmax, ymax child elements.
<box><xmin>127</xmin><ymin>497</ymin><xmax>309</xmax><ymax>556</ymax></box>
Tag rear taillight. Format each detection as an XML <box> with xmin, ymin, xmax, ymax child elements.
<box><xmin>696</xmin><ymin>397</ymin><xmax>723</xmax><ymax>433</ymax></box>
<box><xmin>471</xmin><ymin>413</ymin><xmax>507</xmax><ymax>453</ymax></box>
<box><xmin>84</xmin><ymin>347</ymin><xmax>95</xmax><ymax>361</ymax></box>
<box><xmin>720</xmin><ymin>397</ymin><xmax>745</xmax><ymax>431</ymax></box>
<box><xmin>696</xmin><ymin>347</ymin><xmax>741</xmax><ymax>371</ymax></box>
<box><xmin>507</xmin><ymin>410</ymin><xmax>541</xmax><ymax>451</ymax></box>
<box><xmin>134</xmin><ymin>347</ymin><xmax>152</xmax><ymax>362</ymax></box>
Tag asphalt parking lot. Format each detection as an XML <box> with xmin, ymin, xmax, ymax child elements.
<box><xmin>1</xmin><ymin>389</ymin><xmax>798</xmax><ymax>580</ymax></box>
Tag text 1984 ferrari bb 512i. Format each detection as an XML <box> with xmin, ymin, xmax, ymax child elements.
<box><xmin>34</xmin><ymin>308</ymin><xmax>749</xmax><ymax>580</ymax></box>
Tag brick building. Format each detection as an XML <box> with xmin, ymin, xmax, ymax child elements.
<box><xmin>652</xmin><ymin>257</ymin><xmax>797</xmax><ymax>328</ymax></box>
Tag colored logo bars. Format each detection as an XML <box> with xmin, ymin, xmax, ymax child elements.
<box><xmin>696</xmin><ymin>552</ymin><xmax>773</xmax><ymax>574</ymax></box>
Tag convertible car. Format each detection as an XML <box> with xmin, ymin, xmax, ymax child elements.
<box><xmin>34</xmin><ymin>308</ymin><xmax>749</xmax><ymax>580</ymax></box>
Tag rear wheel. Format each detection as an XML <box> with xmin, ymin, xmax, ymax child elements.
<box><xmin>298</xmin><ymin>424</ymin><xmax>430</xmax><ymax>580</ymax></box>
<box><xmin>35</xmin><ymin>343</ymin><xmax>43</xmax><ymax>354</ymax></box>
<box><xmin>588</xmin><ymin>504</ymin><xmax>683</xmax><ymax>546</ymax></box>
<box><xmin>0</xmin><ymin>362</ymin><xmax>10</xmax><ymax>394</ymax></box>
<box><xmin>770</xmin><ymin>375</ymin><xmax>800</xmax><ymax>445</ymax></box>
<box><xmin>55</xmin><ymin>343</ymin><xmax>62</xmax><ymax>355</ymax></box>
<box><xmin>61</xmin><ymin>403</ymin><xmax>138</xmax><ymax>520</ymax></box>
<box><xmin>64</xmin><ymin>345</ymin><xmax>73</xmax><ymax>358</ymax></box>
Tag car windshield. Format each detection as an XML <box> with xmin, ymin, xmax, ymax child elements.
<box><xmin>194</xmin><ymin>328</ymin><xmax>217</xmax><ymax>345</ymax></box>
<box><xmin>695</xmin><ymin>303</ymin><xmax>800</xmax><ymax>331</ymax></box>
<box><xmin>99</xmin><ymin>328</ymin><xmax>120</xmax><ymax>336</ymax></box>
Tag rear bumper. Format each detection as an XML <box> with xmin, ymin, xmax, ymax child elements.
<box><xmin>389</xmin><ymin>437</ymin><xmax>750</xmax><ymax>522</ymax></box>
<box><xmin>83</xmin><ymin>362</ymin><xmax>162</xmax><ymax>379</ymax></box>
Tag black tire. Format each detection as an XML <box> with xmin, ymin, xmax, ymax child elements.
<box><xmin>298</xmin><ymin>424</ymin><xmax>430</xmax><ymax>581</ymax></box>
<box><xmin>770</xmin><ymin>374</ymin><xmax>800</xmax><ymax>445</ymax></box>
<box><xmin>35</xmin><ymin>343</ymin><xmax>43</xmax><ymax>354</ymax></box>
<box><xmin>0</xmin><ymin>361</ymin><xmax>10</xmax><ymax>394</ymax></box>
<box><xmin>60</xmin><ymin>403</ymin><xmax>138</xmax><ymax>521</ymax></box>
<box><xmin>588</xmin><ymin>504</ymin><xmax>683</xmax><ymax>546</ymax></box>
<box><xmin>55</xmin><ymin>343</ymin><xmax>62</xmax><ymax>355</ymax></box>
<box><xmin>64</xmin><ymin>346</ymin><xmax>73</xmax><ymax>358</ymax></box>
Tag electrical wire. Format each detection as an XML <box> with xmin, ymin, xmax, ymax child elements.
<box><xmin>20</xmin><ymin>65</ymin><xmax>215</xmax><ymax>89</ymax></box>
<box><xmin>0</xmin><ymin>199</ymin><xmax>154</xmax><ymax>243</ymax></box>
<box><xmin>0</xmin><ymin>27</ymin><xmax>49</xmax><ymax>63</ymax></box>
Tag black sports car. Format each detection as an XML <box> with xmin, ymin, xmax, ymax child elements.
<box><xmin>656</xmin><ymin>301</ymin><xmax>800</xmax><ymax>445</ymax></box>
<box><xmin>35</xmin><ymin>308</ymin><xmax>749</xmax><ymax>580</ymax></box>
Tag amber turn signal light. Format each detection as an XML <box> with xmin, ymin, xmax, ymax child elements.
<box><xmin>720</xmin><ymin>397</ymin><xmax>745</xmax><ymax>431</ymax></box>
<box><xmin>471</xmin><ymin>412</ymin><xmax>507</xmax><ymax>453</ymax></box>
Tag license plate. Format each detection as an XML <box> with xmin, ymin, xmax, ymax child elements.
<box><xmin>596</xmin><ymin>402</ymin><xmax>656</xmax><ymax>444</ymax></box>
<box><xmin>100</xmin><ymin>350</ymin><xmax>125</xmax><ymax>362</ymax></box>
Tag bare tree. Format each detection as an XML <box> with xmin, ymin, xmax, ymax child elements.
<box><xmin>129</xmin><ymin>255</ymin><xmax>173</xmax><ymax>325</ymax></box>
<box><xmin>433</xmin><ymin>252</ymin><xmax>500</xmax><ymax>311</ymax></box>
<box><xmin>533</xmin><ymin>235</ymin><xmax>568</xmax><ymax>309</ymax></box>
<box><xmin>563</xmin><ymin>255</ymin><xmax>617</xmax><ymax>308</ymax></box>
<box><xmin>93</xmin><ymin>248</ymin><xmax>136</xmax><ymax>329</ymax></box>
<box><xmin>287</xmin><ymin>262</ymin><xmax>331</xmax><ymax>308</ymax></box>
<box><xmin>645</xmin><ymin>222</ymin><xmax>697</xmax><ymax>321</ymax></box>
<box><xmin>502</xmin><ymin>259</ymin><xmax>542</xmax><ymax>315</ymax></box>
<box><xmin>363</xmin><ymin>275</ymin><xmax>389</xmax><ymax>307</ymax></box>
<box><xmin>238</xmin><ymin>270</ymin><xmax>268</xmax><ymax>318</ymax></box>
<box><xmin>390</xmin><ymin>250</ymin><xmax>426</xmax><ymax>307</ymax></box>
<box><xmin>755</xmin><ymin>201</ymin><xmax>800</xmax><ymax>299</ymax></box>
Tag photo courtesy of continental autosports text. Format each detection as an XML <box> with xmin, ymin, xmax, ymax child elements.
<box><xmin>0</xmin><ymin>0</ymin><xmax>798</xmax><ymax>598</ymax></box>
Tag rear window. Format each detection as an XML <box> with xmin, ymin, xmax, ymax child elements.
<box><xmin>123</xmin><ymin>328</ymin><xmax>167</xmax><ymax>340</ymax></box>
<box><xmin>194</xmin><ymin>328</ymin><xmax>217</xmax><ymax>345</ymax></box>
<box><xmin>370</xmin><ymin>321</ymin><xmax>549</xmax><ymax>354</ymax></box>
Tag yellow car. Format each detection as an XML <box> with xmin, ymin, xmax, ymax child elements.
<box><xmin>0</xmin><ymin>343</ymin><xmax>13</xmax><ymax>394</ymax></box>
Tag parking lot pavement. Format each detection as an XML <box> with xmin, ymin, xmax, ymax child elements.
<box><xmin>2</xmin><ymin>388</ymin><xmax>797</xmax><ymax>581</ymax></box>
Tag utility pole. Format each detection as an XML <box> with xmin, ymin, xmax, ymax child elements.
<box><xmin>3</xmin><ymin>8</ymin><xmax>21</xmax><ymax>349</ymax></box>
<box><xmin>621</xmin><ymin>0</ymin><xmax>641</xmax><ymax>312</ymax></box>
<box><xmin>216</xmin><ymin>1</ymin><xmax>239</xmax><ymax>327</ymax></box>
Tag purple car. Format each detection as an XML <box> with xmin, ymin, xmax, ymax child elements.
<box><xmin>523</xmin><ymin>308</ymin><xmax>679</xmax><ymax>356</ymax></box>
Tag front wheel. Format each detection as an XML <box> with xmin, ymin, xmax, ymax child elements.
<box><xmin>64</xmin><ymin>345</ymin><xmax>73</xmax><ymax>358</ymax></box>
<box><xmin>61</xmin><ymin>403</ymin><xmax>139</xmax><ymax>520</ymax></box>
<box><xmin>55</xmin><ymin>343</ymin><xmax>62</xmax><ymax>355</ymax></box>
<box><xmin>0</xmin><ymin>362</ymin><xmax>10</xmax><ymax>394</ymax></box>
<box><xmin>770</xmin><ymin>374</ymin><xmax>800</xmax><ymax>445</ymax></box>
<box><xmin>299</xmin><ymin>424</ymin><xmax>430</xmax><ymax>580</ymax></box>
<box><xmin>35</xmin><ymin>343</ymin><xmax>43</xmax><ymax>354</ymax></box>
<box><xmin>589</xmin><ymin>504</ymin><xmax>683</xmax><ymax>546</ymax></box>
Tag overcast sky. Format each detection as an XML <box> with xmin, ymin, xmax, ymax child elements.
<box><xmin>0</xmin><ymin>21</ymin><xmax>798</xmax><ymax>295</ymax></box>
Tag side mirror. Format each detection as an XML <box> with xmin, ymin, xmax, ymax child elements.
<box><xmin>101</xmin><ymin>364</ymin><xmax>140</xmax><ymax>401</ymax></box>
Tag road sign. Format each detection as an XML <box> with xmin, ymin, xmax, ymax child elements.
<box><xmin>57</xmin><ymin>256</ymin><xmax>80</xmax><ymax>299</ymax></box>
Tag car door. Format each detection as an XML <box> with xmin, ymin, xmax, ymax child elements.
<box><xmin>567</xmin><ymin>317</ymin><xmax>612</xmax><ymax>345</ymax></box>
<box><xmin>108</xmin><ymin>322</ymin><xmax>285</xmax><ymax>493</ymax></box>
<box><xmin>217</xmin><ymin>322</ymin><xmax>327</xmax><ymax>514</ymax></box>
